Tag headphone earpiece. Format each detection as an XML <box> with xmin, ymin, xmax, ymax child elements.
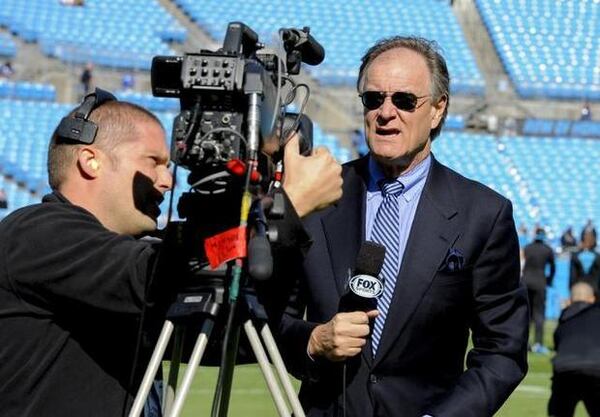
<box><xmin>56</xmin><ymin>87</ymin><xmax>117</xmax><ymax>145</ymax></box>
<box><xmin>89</xmin><ymin>159</ymin><xmax>99</xmax><ymax>171</ymax></box>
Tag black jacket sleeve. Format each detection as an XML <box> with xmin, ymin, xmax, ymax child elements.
<box><xmin>4</xmin><ymin>203</ymin><xmax>157</xmax><ymax>318</ymax></box>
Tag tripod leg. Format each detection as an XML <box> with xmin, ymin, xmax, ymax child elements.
<box><xmin>162</xmin><ymin>326</ymin><xmax>185</xmax><ymax>416</ymax></box>
<box><xmin>243</xmin><ymin>319</ymin><xmax>292</xmax><ymax>417</ymax></box>
<box><xmin>166</xmin><ymin>319</ymin><xmax>215</xmax><ymax>417</ymax></box>
<box><xmin>129</xmin><ymin>320</ymin><xmax>175</xmax><ymax>417</ymax></box>
<box><xmin>259</xmin><ymin>323</ymin><xmax>306</xmax><ymax>417</ymax></box>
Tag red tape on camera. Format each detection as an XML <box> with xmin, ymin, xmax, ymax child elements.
<box><xmin>204</xmin><ymin>226</ymin><xmax>247</xmax><ymax>269</ymax></box>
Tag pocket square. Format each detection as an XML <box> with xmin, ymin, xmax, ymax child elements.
<box><xmin>442</xmin><ymin>248</ymin><xmax>465</xmax><ymax>273</ymax></box>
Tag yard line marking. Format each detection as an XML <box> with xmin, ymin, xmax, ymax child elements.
<box><xmin>516</xmin><ymin>385</ymin><xmax>550</xmax><ymax>395</ymax></box>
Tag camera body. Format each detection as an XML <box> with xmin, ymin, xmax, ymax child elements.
<box><xmin>151</xmin><ymin>21</ymin><xmax>323</xmax><ymax>277</ymax></box>
<box><xmin>151</xmin><ymin>22</ymin><xmax>321</xmax><ymax>181</ymax></box>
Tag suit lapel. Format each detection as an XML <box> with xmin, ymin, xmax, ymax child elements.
<box><xmin>321</xmin><ymin>158</ymin><xmax>368</xmax><ymax>296</ymax></box>
<box><xmin>373</xmin><ymin>157</ymin><xmax>459</xmax><ymax>367</ymax></box>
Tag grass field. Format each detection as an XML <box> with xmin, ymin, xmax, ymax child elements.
<box><xmin>172</xmin><ymin>321</ymin><xmax>588</xmax><ymax>417</ymax></box>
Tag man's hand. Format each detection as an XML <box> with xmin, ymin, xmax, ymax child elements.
<box><xmin>282</xmin><ymin>133</ymin><xmax>343</xmax><ymax>218</ymax></box>
<box><xmin>308</xmin><ymin>310</ymin><xmax>378</xmax><ymax>362</ymax></box>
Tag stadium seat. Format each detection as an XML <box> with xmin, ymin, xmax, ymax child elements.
<box><xmin>476</xmin><ymin>0</ymin><xmax>599</xmax><ymax>101</ymax></box>
<box><xmin>2</xmin><ymin>0</ymin><xmax>187</xmax><ymax>70</ymax></box>
<box><xmin>173</xmin><ymin>0</ymin><xmax>485</xmax><ymax>94</ymax></box>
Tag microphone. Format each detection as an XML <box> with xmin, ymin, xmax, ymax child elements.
<box><xmin>338</xmin><ymin>241</ymin><xmax>386</xmax><ymax>312</ymax></box>
<box><xmin>248</xmin><ymin>234</ymin><xmax>273</xmax><ymax>281</ymax></box>
<box><xmin>280</xmin><ymin>28</ymin><xmax>325</xmax><ymax>66</ymax></box>
<box><xmin>248</xmin><ymin>199</ymin><xmax>273</xmax><ymax>281</ymax></box>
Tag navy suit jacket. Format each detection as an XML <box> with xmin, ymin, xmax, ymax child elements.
<box><xmin>276</xmin><ymin>155</ymin><xmax>529</xmax><ymax>417</ymax></box>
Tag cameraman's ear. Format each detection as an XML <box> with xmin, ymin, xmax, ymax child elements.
<box><xmin>78</xmin><ymin>148</ymin><xmax>101</xmax><ymax>178</ymax></box>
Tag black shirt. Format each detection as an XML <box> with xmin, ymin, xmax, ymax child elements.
<box><xmin>553</xmin><ymin>302</ymin><xmax>600</xmax><ymax>377</ymax></box>
<box><xmin>0</xmin><ymin>190</ymin><xmax>310</xmax><ymax>416</ymax></box>
<box><xmin>522</xmin><ymin>240</ymin><xmax>556</xmax><ymax>290</ymax></box>
<box><xmin>0</xmin><ymin>193</ymin><xmax>161</xmax><ymax>417</ymax></box>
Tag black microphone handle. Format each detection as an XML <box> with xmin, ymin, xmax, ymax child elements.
<box><xmin>248</xmin><ymin>235</ymin><xmax>273</xmax><ymax>281</ymax></box>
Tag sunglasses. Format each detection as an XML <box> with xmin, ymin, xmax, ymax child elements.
<box><xmin>359</xmin><ymin>91</ymin><xmax>431</xmax><ymax>112</ymax></box>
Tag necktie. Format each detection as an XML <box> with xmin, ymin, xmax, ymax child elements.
<box><xmin>370</xmin><ymin>179</ymin><xmax>404</xmax><ymax>355</ymax></box>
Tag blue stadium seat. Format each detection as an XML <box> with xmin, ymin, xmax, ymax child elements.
<box><xmin>476</xmin><ymin>0</ymin><xmax>599</xmax><ymax>101</ymax></box>
<box><xmin>2</xmin><ymin>0</ymin><xmax>187</xmax><ymax>70</ymax></box>
<box><xmin>0</xmin><ymin>32</ymin><xmax>18</xmax><ymax>57</ymax></box>
<box><xmin>174</xmin><ymin>0</ymin><xmax>485</xmax><ymax>95</ymax></box>
<box><xmin>0</xmin><ymin>80</ymin><xmax>56</xmax><ymax>101</ymax></box>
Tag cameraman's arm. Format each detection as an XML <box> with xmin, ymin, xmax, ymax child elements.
<box><xmin>282</xmin><ymin>134</ymin><xmax>343</xmax><ymax>218</ymax></box>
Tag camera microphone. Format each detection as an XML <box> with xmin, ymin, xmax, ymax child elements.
<box><xmin>338</xmin><ymin>241</ymin><xmax>386</xmax><ymax>313</ymax></box>
<box><xmin>281</xmin><ymin>28</ymin><xmax>325</xmax><ymax>66</ymax></box>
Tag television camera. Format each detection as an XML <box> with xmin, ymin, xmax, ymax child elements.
<box><xmin>129</xmin><ymin>22</ymin><xmax>324</xmax><ymax>417</ymax></box>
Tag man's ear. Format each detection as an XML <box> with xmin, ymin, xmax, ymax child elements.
<box><xmin>77</xmin><ymin>148</ymin><xmax>101</xmax><ymax>178</ymax></box>
<box><xmin>430</xmin><ymin>95</ymin><xmax>448</xmax><ymax>130</ymax></box>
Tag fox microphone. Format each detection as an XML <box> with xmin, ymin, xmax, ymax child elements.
<box><xmin>338</xmin><ymin>241</ymin><xmax>386</xmax><ymax>312</ymax></box>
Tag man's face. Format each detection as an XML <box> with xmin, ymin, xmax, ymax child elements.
<box><xmin>99</xmin><ymin>120</ymin><xmax>172</xmax><ymax>235</ymax></box>
<box><xmin>361</xmin><ymin>47</ymin><xmax>446</xmax><ymax>172</ymax></box>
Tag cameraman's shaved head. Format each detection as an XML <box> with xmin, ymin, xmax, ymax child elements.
<box><xmin>48</xmin><ymin>101</ymin><xmax>163</xmax><ymax>190</ymax></box>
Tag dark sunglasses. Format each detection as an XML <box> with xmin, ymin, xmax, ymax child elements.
<box><xmin>359</xmin><ymin>91</ymin><xmax>431</xmax><ymax>112</ymax></box>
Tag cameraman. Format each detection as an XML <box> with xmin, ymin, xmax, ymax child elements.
<box><xmin>0</xmin><ymin>91</ymin><xmax>342</xmax><ymax>417</ymax></box>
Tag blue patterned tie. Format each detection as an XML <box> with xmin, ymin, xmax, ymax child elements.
<box><xmin>371</xmin><ymin>179</ymin><xmax>404</xmax><ymax>355</ymax></box>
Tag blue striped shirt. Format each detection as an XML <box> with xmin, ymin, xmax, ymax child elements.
<box><xmin>365</xmin><ymin>155</ymin><xmax>431</xmax><ymax>273</ymax></box>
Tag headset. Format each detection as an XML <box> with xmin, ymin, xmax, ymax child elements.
<box><xmin>56</xmin><ymin>87</ymin><xmax>117</xmax><ymax>144</ymax></box>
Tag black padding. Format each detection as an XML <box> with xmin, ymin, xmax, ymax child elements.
<box><xmin>56</xmin><ymin>88</ymin><xmax>117</xmax><ymax>144</ymax></box>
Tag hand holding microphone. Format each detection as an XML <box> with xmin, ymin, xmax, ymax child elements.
<box><xmin>307</xmin><ymin>242</ymin><xmax>386</xmax><ymax>362</ymax></box>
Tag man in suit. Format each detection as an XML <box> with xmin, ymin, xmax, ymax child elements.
<box><xmin>275</xmin><ymin>36</ymin><xmax>529</xmax><ymax>417</ymax></box>
<box><xmin>522</xmin><ymin>227</ymin><xmax>555</xmax><ymax>354</ymax></box>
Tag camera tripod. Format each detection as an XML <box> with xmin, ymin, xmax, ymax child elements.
<box><xmin>128</xmin><ymin>275</ymin><xmax>305</xmax><ymax>417</ymax></box>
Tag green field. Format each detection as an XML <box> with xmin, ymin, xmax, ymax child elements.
<box><xmin>172</xmin><ymin>321</ymin><xmax>587</xmax><ymax>417</ymax></box>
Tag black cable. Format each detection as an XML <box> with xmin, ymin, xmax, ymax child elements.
<box><xmin>280</xmin><ymin>83</ymin><xmax>311</xmax><ymax>147</ymax></box>
<box><xmin>342</xmin><ymin>363</ymin><xmax>347</xmax><ymax>417</ymax></box>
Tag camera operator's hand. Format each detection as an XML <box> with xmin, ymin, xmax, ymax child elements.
<box><xmin>282</xmin><ymin>133</ymin><xmax>343</xmax><ymax>218</ymax></box>
<box><xmin>308</xmin><ymin>310</ymin><xmax>378</xmax><ymax>362</ymax></box>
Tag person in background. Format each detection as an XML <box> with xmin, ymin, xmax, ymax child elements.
<box><xmin>0</xmin><ymin>188</ymin><xmax>7</xmax><ymax>209</ymax></box>
<box><xmin>580</xmin><ymin>101</ymin><xmax>592</xmax><ymax>121</ymax></box>
<box><xmin>522</xmin><ymin>227</ymin><xmax>556</xmax><ymax>354</ymax></box>
<box><xmin>580</xmin><ymin>219</ymin><xmax>597</xmax><ymax>246</ymax></box>
<box><xmin>560</xmin><ymin>226</ymin><xmax>577</xmax><ymax>253</ymax></box>
<box><xmin>0</xmin><ymin>61</ymin><xmax>15</xmax><ymax>78</ymax></box>
<box><xmin>80</xmin><ymin>62</ymin><xmax>93</xmax><ymax>96</ymax></box>
<box><xmin>548</xmin><ymin>281</ymin><xmax>600</xmax><ymax>417</ymax></box>
<box><xmin>122</xmin><ymin>72</ymin><xmax>135</xmax><ymax>91</ymax></box>
<box><xmin>570</xmin><ymin>231</ymin><xmax>600</xmax><ymax>292</ymax></box>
